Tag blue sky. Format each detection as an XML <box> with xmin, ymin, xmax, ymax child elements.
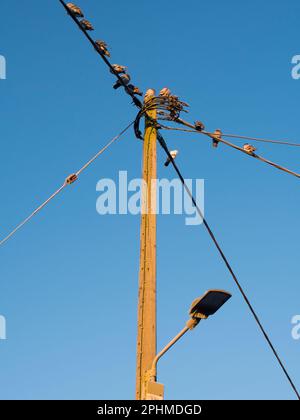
<box><xmin>0</xmin><ymin>0</ymin><xmax>300</xmax><ymax>400</ymax></box>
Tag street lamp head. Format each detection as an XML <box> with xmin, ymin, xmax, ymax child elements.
<box><xmin>189</xmin><ymin>289</ymin><xmax>231</xmax><ymax>319</ymax></box>
<box><xmin>147</xmin><ymin>289</ymin><xmax>232</xmax><ymax>392</ymax></box>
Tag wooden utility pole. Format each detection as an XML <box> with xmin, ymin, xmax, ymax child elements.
<box><xmin>136</xmin><ymin>89</ymin><xmax>157</xmax><ymax>400</ymax></box>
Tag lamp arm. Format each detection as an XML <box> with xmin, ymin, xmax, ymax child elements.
<box><xmin>147</xmin><ymin>318</ymin><xmax>200</xmax><ymax>382</ymax></box>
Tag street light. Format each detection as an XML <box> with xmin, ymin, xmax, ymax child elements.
<box><xmin>144</xmin><ymin>289</ymin><xmax>232</xmax><ymax>400</ymax></box>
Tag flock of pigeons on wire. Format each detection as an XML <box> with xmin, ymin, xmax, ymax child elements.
<box><xmin>209</xmin><ymin>128</ymin><xmax>256</xmax><ymax>154</ymax></box>
<box><xmin>66</xmin><ymin>3</ymin><xmax>142</xmax><ymax>96</ymax></box>
<box><xmin>65</xmin><ymin>2</ymin><xmax>265</xmax><ymax>164</ymax></box>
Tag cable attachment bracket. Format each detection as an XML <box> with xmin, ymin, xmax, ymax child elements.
<box><xmin>65</xmin><ymin>173</ymin><xmax>78</xmax><ymax>185</ymax></box>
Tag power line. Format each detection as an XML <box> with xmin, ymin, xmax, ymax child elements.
<box><xmin>175</xmin><ymin>118</ymin><xmax>300</xmax><ymax>179</ymax></box>
<box><xmin>0</xmin><ymin>184</ymin><xmax>66</xmax><ymax>248</ymax></box>
<box><xmin>76</xmin><ymin>122</ymin><xmax>133</xmax><ymax>175</ymax></box>
<box><xmin>0</xmin><ymin>121</ymin><xmax>133</xmax><ymax>247</ymax></box>
<box><xmin>158</xmin><ymin>125</ymin><xmax>300</xmax><ymax>146</ymax></box>
<box><xmin>156</xmin><ymin>129</ymin><xmax>300</xmax><ymax>400</ymax></box>
<box><xmin>135</xmin><ymin>103</ymin><xmax>300</xmax><ymax>179</ymax></box>
<box><xmin>221</xmin><ymin>133</ymin><xmax>300</xmax><ymax>147</ymax></box>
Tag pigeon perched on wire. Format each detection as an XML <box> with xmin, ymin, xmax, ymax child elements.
<box><xmin>166</xmin><ymin>95</ymin><xmax>186</xmax><ymax>119</ymax></box>
<box><xmin>80</xmin><ymin>19</ymin><xmax>94</xmax><ymax>31</ymax></box>
<box><xmin>243</xmin><ymin>143</ymin><xmax>257</xmax><ymax>154</ymax></box>
<box><xmin>212</xmin><ymin>129</ymin><xmax>222</xmax><ymax>148</ymax></box>
<box><xmin>66</xmin><ymin>3</ymin><xmax>84</xmax><ymax>17</ymax></box>
<box><xmin>95</xmin><ymin>40</ymin><xmax>110</xmax><ymax>57</ymax></box>
<box><xmin>110</xmin><ymin>64</ymin><xmax>127</xmax><ymax>75</ymax></box>
<box><xmin>128</xmin><ymin>84</ymin><xmax>143</xmax><ymax>96</ymax></box>
<box><xmin>195</xmin><ymin>121</ymin><xmax>205</xmax><ymax>132</ymax></box>
<box><xmin>164</xmin><ymin>150</ymin><xmax>179</xmax><ymax>167</ymax></box>
<box><xmin>159</xmin><ymin>87</ymin><xmax>171</xmax><ymax>97</ymax></box>
<box><xmin>144</xmin><ymin>89</ymin><xmax>156</xmax><ymax>103</ymax></box>
<box><xmin>113</xmin><ymin>73</ymin><xmax>131</xmax><ymax>89</ymax></box>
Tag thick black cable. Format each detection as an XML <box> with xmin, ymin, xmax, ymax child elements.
<box><xmin>157</xmin><ymin>130</ymin><xmax>300</xmax><ymax>400</ymax></box>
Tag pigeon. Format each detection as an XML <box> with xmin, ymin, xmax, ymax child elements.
<box><xmin>164</xmin><ymin>150</ymin><xmax>179</xmax><ymax>167</ymax></box>
<box><xmin>159</xmin><ymin>87</ymin><xmax>171</xmax><ymax>97</ymax></box>
<box><xmin>144</xmin><ymin>89</ymin><xmax>156</xmax><ymax>103</ymax></box>
<box><xmin>80</xmin><ymin>19</ymin><xmax>94</xmax><ymax>31</ymax></box>
<box><xmin>194</xmin><ymin>121</ymin><xmax>205</xmax><ymax>132</ymax></box>
<box><xmin>212</xmin><ymin>129</ymin><xmax>222</xmax><ymax>148</ymax></box>
<box><xmin>180</xmin><ymin>100</ymin><xmax>190</xmax><ymax>108</ymax></box>
<box><xmin>110</xmin><ymin>64</ymin><xmax>127</xmax><ymax>75</ymax></box>
<box><xmin>168</xmin><ymin>94</ymin><xmax>179</xmax><ymax>103</ymax></box>
<box><xmin>132</xmin><ymin>86</ymin><xmax>143</xmax><ymax>96</ymax></box>
<box><xmin>243</xmin><ymin>143</ymin><xmax>257</xmax><ymax>154</ymax></box>
<box><xmin>113</xmin><ymin>73</ymin><xmax>131</xmax><ymax>89</ymax></box>
<box><xmin>128</xmin><ymin>84</ymin><xmax>143</xmax><ymax>96</ymax></box>
<box><xmin>95</xmin><ymin>40</ymin><xmax>110</xmax><ymax>57</ymax></box>
<box><xmin>66</xmin><ymin>3</ymin><xmax>84</xmax><ymax>17</ymax></box>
